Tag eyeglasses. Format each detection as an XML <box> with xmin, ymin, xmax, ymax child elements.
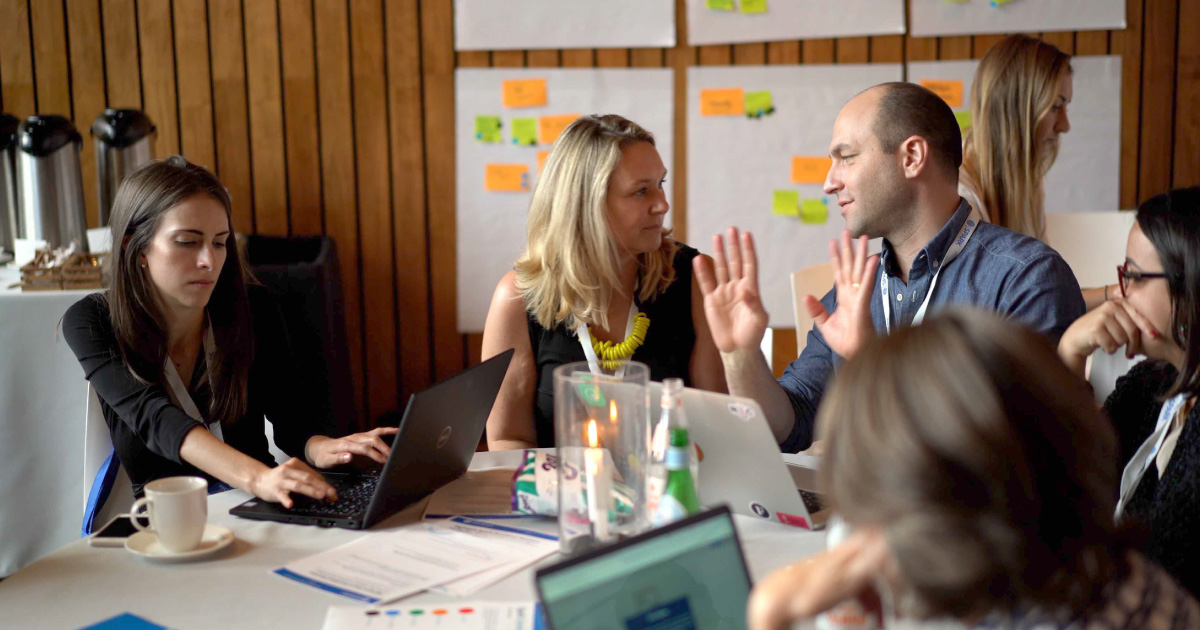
<box><xmin>1117</xmin><ymin>262</ymin><xmax>1168</xmax><ymax>295</ymax></box>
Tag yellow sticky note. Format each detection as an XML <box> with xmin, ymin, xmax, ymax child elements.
<box><xmin>791</xmin><ymin>156</ymin><xmax>832</xmax><ymax>185</ymax></box>
<box><xmin>502</xmin><ymin>78</ymin><xmax>548</xmax><ymax>108</ymax></box>
<box><xmin>537</xmin><ymin>150</ymin><xmax>550</xmax><ymax>173</ymax></box>
<box><xmin>539</xmin><ymin>114</ymin><xmax>580</xmax><ymax>145</ymax></box>
<box><xmin>700</xmin><ymin>88</ymin><xmax>745</xmax><ymax>117</ymax></box>
<box><xmin>801</xmin><ymin>198</ymin><xmax>828</xmax><ymax>225</ymax></box>
<box><xmin>954</xmin><ymin>110</ymin><xmax>972</xmax><ymax>132</ymax></box>
<box><xmin>920</xmin><ymin>79</ymin><xmax>964</xmax><ymax>108</ymax></box>
<box><xmin>475</xmin><ymin>116</ymin><xmax>502</xmax><ymax>143</ymax></box>
<box><xmin>512</xmin><ymin>118</ymin><xmax>538</xmax><ymax>146</ymax></box>
<box><xmin>706</xmin><ymin>0</ymin><xmax>735</xmax><ymax>9</ymax></box>
<box><xmin>740</xmin><ymin>0</ymin><xmax>768</xmax><ymax>13</ymax></box>
<box><xmin>744</xmin><ymin>91</ymin><xmax>774</xmax><ymax>118</ymax></box>
<box><xmin>773</xmin><ymin>190</ymin><xmax>799</xmax><ymax>217</ymax></box>
<box><xmin>485</xmin><ymin>164</ymin><xmax>530</xmax><ymax>192</ymax></box>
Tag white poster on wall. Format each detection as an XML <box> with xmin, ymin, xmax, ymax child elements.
<box><xmin>686</xmin><ymin>64</ymin><xmax>902</xmax><ymax>329</ymax></box>
<box><xmin>907</xmin><ymin>55</ymin><xmax>1122</xmax><ymax>213</ymax></box>
<box><xmin>454</xmin><ymin>0</ymin><xmax>675</xmax><ymax>51</ymax></box>
<box><xmin>910</xmin><ymin>0</ymin><xmax>1125</xmax><ymax>37</ymax></box>
<box><xmin>686</xmin><ymin>0</ymin><xmax>904</xmax><ymax>46</ymax></box>
<box><xmin>456</xmin><ymin>68</ymin><xmax>674</xmax><ymax>333</ymax></box>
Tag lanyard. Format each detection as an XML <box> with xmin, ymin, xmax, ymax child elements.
<box><xmin>577</xmin><ymin>304</ymin><xmax>638</xmax><ymax>378</ymax></box>
<box><xmin>163</xmin><ymin>317</ymin><xmax>223</xmax><ymax>442</ymax></box>
<box><xmin>881</xmin><ymin>208</ymin><xmax>981</xmax><ymax>334</ymax></box>
<box><xmin>1115</xmin><ymin>393</ymin><xmax>1190</xmax><ymax>520</ymax></box>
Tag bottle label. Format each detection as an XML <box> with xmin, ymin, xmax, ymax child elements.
<box><xmin>654</xmin><ymin>494</ymin><xmax>689</xmax><ymax>526</ymax></box>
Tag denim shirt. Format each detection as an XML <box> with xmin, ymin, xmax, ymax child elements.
<box><xmin>777</xmin><ymin>199</ymin><xmax>1085</xmax><ymax>452</ymax></box>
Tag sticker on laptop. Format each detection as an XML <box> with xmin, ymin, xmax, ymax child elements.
<box><xmin>727</xmin><ymin>402</ymin><xmax>756</xmax><ymax>421</ymax></box>
<box><xmin>777</xmin><ymin>511</ymin><xmax>811</xmax><ymax>529</ymax></box>
<box><xmin>749</xmin><ymin>502</ymin><xmax>770</xmax><ymax>519</ymax></box>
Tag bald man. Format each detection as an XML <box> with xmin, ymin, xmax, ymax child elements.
<box><xmin>696</xmin><ymin>82</ymin><xmax>1084</xmax><ymax>452</ymax></box>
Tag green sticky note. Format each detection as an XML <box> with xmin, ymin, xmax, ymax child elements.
<box><xmin>706</xmin><ymin>0</ymin><xmax>734</xmax><ymax>10</ymax></box>
<box><xmin>740</xmin><ymin>0</ymin><xmax>767</xmax><ymax>13</ymax></box>
<box><xmin>773</xmin><ymin>190</ymin><xmax>799</xmax><ymax>217</ymax></box>
<box><xmin>475</xmin><ymin>116</ymin><xmax>502</xmax><ymax>143</ymax></box>
<box><xmin>801</xmin><ymin>198</ymin><xmax>828</xmax><ymax>224</ymax></box>
<box><xmin>990</xmin><ymin>0</ymin><xmax>1014</xmax><ymax>5</ymax></box>
<box><xmin>511</xmin><ymin>118</ymin><xmax>538</xmax><ymax>146</ymax></box>
<box><xmin>577</xmin><ymin>383</ymin><xmax>606</xmax><ymax>407</ymax></box>
<box><xmin>954</xmin><ymin>110</ymin><xmax>972</xmax><ymax>132</ymax></box>
<box><xmin>744</xmin><ymin>91</ymin><xmax>774</xmax><ymax>118</ymax></box>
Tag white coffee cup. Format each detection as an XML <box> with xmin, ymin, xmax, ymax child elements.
<box><xmin>130</xmin><ymin>476</ymin><xmax>208</xmax><ymax>552</ymax></box>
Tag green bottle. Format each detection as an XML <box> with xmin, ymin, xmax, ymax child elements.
<box><xmin>653</xmin><ymin>428</ymin><xmax>702</xmax><ymax>525</ymax></box>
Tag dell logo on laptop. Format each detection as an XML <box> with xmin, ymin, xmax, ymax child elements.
<box><xmin>436</xmin><ymin>426</ymin><xmax>453</xmax><ymax>449</ymax></box>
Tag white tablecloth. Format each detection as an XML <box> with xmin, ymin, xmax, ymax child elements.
<box><xmin>0</xmin><ymin>266</ymin><xmax>98</xmax><ymax>576</ymax></box>
<box><xmin>0</xmin><ymin>450</ymin><xmax>829</xmax><ymax>629</ymax></box>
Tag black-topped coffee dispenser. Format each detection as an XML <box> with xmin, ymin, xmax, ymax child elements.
<box><xmin>91</xmin><ymin>109</ymin><xmax>156</xmax><ymax>227</ymax></box>
<box><xmin>16</xmin><ymin>115</ymin><xmax>88</xmax><ymax>253</ymax></box>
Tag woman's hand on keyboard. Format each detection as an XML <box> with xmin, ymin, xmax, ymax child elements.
<box><xmin>249</xmin><ymin>457</ymin><xmax>338</xmax><ymax>508</ymax></box>
<box><xmin>305</xmin><ymin>427</ymin><xmax>400</xmax><ymax>468</ymax></box>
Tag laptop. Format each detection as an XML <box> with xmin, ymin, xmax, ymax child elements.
<box><xmin>535</xmin><ymin>506</ymin><xmax>752</xmax><ymax>630</ymax></box>
<box><xmin>649</xmin><ymin>382</ymin><xmax>831</xmax><ymax>530</ymax></box>
<box><xmin>229</xmin><ymin>348</ymin><xmax>514</xmax><ymax>529</ymax></box>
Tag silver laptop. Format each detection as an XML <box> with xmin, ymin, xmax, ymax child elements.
<box><xmin>648</xmin><ymin>382</ymin><xmax>831</xmax><ymax>530</ymax></box>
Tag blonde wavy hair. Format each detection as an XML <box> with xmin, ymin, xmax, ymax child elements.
<box><xmin>515</xmin><ymin>114</ymin><xmax>677</xmax><ymax>331</ymax></box>
<box><xmin>961</xmin><ymin>35</ymin><xmax>1071</xmax><ymax>240</ymax></box>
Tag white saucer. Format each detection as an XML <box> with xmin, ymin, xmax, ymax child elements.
<box><xmin>125</xmin><ymin>524</ymin><xmax>235</xmax><ymax>562</ymax></box>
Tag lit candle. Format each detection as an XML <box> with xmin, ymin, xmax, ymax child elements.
<box><xmin>585</xmin><ymin>418</ymin><xmax>612</xmax><ymax>540</ymax></box>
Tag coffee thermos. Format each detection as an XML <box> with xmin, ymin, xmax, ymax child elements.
<box><xmin>91</xmin><ymin>109</ymin><xmax>155</xmax><ymax>227</ymax></box>
<box><xmin>0</xmin><ymin>114</ymin><xmax>18</xmax><ymax>255</ymax></box>
<box><xmin>16</xmin><ymin>115</ymin><xmax>88</xmax><ymax>253</ymax></box>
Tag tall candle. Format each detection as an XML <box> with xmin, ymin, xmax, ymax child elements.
<box><xmin>585</xmin><ymin>418</ymin><xmax>612</xmax><ymax>540</ymax></box>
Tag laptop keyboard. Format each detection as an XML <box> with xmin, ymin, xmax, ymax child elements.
<box><xmin>799</xmin><ymin>489</ymin><xmax>826</xmax><ymax>514</ymax></box>
<box><xmin>287</xmin><ymin>474</ymin><xmax>379</xmax><ymax>518</ymax></box>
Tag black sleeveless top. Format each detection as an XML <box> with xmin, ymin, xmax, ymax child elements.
<box><xmin>526</xmin><ymin>244</ymin><xmax>700</xmax><ymax>447</ymax></box>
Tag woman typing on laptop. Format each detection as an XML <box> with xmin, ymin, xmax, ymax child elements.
<box><xmin>64</xmin><ymin>156</ymin><xmax>396</xmax><ymax>506</ymax></box>
<box><xmin>747</xmin><ymin>310</ymin><xmax>1199</xmax><ymax>630</ymax></box>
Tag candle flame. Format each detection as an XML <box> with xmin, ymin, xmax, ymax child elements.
<box><xmin>609</xmin><ymin>399</ymin><xmax>618</xmax><ymax>424</ymax></box>
<box><xmin>587</xmin><ymin>419</ymin><xmax>599</xmax><ymax>448</ymax></box>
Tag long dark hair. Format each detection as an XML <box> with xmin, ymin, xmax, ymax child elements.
<box><xmin>105</xmin><ymin>155</ymin><xmax>254</xmax><ymax>426</ymax></box>
<box><xmin>1136</xmin><ymin>186</ymin><xmax>1200</xmax><ymax>398</ymax></box>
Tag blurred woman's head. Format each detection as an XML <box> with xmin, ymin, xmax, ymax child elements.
<box><xmin>817</xmin><ymin>309</ymin><xmax>1125</xmax><ymax>620</ymax></box>
<box><xmin>516</xmin><ymin>114</ymin><xmax>677</xmax><ymax>331</ymax></box>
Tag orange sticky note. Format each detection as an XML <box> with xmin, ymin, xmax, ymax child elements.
<box><xmin>700</xmin><ymin>88</ymin><xmax>745</xmax><ymax>116</ymax></box>
<box><xmin>920</xmin><ymin>79</ymin><xmax>964</xmax><ymax>108</ymax></box>
<box><xmin>791</xmin><ymin>156</ymin><xmax>832</xmax><ymax>185</ymax></box>
<box><xmin>485</xmin><ymin>164</ymin><xmax>530</xmax><ymax>192</ymax></box>
<box><xmin>537</xmin><ymin>150</ymin><xmax>550</xmax><ymax>173</ymax></box>
<box><xmin>502</xmin><ymin>78</ymin><xmax>548</xmax><ymax>108</ymax></box>
<box><xmin>539</xmin><ymin>114</ymin><xmax>579</xmax><ymax>145</ymax></box>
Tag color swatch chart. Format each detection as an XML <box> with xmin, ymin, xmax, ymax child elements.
<box><xmin>322</xmin><ymin>603</ymin><xmax>543</xmax><ymax>630</ymax></box>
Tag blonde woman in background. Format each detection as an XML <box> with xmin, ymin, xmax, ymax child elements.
<box><xmin>961</xmin><ymin>34</ymin><xmax>1115</xmax><ymax>309</ymax></box>
<box><xmin>481</xmin><ymin>114</ymin><xmax>725</xmax><ymax>450</ymax></box>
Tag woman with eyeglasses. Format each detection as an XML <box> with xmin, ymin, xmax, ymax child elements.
<box><xmin>1057</xmin><ymin>186</ymin><xmax>1200</xmax><ymax>597</ymax></box>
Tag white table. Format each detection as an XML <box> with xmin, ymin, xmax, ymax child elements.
<box><xmin>0</xmin><ymin>450</ymin><xmax>828</xmax><ymax>629</ymax></box>
<box><xmin>0</xmin><ymin>265</ymin><xmax>98</xmax><ymax>576</ymax></box>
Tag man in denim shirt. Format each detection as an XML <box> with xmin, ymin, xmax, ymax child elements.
<box><xmin>695</xmin><ymin>82</ymin><xmax>1085</xmax><ymax>453</ymax></box>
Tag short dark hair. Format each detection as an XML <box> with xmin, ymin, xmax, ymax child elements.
<box><xmin>872</xmin><ymin>82</ymin><xmax>963</xmax><ymax>179</ymax></box>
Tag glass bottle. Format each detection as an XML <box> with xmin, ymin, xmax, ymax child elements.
<box><xmin>653</xmin><ymin>428</ymin><xmax>702</xmax><ymax>525</ymax></box>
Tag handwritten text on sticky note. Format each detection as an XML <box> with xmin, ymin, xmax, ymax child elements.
<box><xmin>502</xmin><ymin>79</ymin><xmax>548</xmax><ymax>108</ymax></box>
<box><xmin>700</xmin><ymin>88</ymin><xmax>745</xmax><ymax>117</ymax></box>
<box><xmin>539</xmin><ymin>114</ymin><xmax>580</xmax><ymax>145</ymax></box>
<box><xmin>511</xmin><ymin>118</ymin><xmax>538</xmax><ymax>146</ymax></box>
<box><xmin>801</xmin><ymin>198</ymin><xmax>828</xmax><ymax>225</ymax></box>
<box><xmin>475</xmin><ymin>116</ymin><xmax>502</xmax><ymax>143</ymax></box>
<box><xmin>791</xmin><ymin>156</ymin><xmax>832</xmax><ymax>185</ymax></box>
<box><xmin>920</xmin><ymin>79</ymin><xmax>964</xmax><ymax>108</ymax></box>
<box><xmin>773</xmin><ymin>190</ymin><xmax>799</xmax><ymax>217</ymax></box>
<box><xmin>485</xmin><ymin>164</ymin><xmax>530</xmax><ymax>192</ymax></box>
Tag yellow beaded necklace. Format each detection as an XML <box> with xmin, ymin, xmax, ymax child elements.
<box><xmin>590</xmin><ymin>311</ymin><xmax>650</xmax><ymax>371</ymax></box>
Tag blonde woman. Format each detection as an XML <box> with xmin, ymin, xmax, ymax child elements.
<box><xmin>481</xmin><ymin>115</ymin><xmax>725</xmax><ymax>450</ymax></box>
<box><xmin>961</xmin><ymin>35</ymin><xmax>1116</xmax><ymax>310</ymax></box>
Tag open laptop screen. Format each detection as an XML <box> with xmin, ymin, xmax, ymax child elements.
<box><xmin>536</xmin><ymin>507</ymin><xmax>752</xmax><ymax>630</ymax></box>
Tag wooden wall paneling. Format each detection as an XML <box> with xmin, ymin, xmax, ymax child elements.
<box><xmin>137</xmin><ymin>0</ymin><xmax>179</xmax><ymax>156</ymax></box>
<box><xmin>491</xmin><ymin>51</ymin><xmax>525</xmax><ymax>67</ymax></box>
<box><xmin>668</xmin><ymin>0</ymin><xmax>692</xmax><ymax>240</ymax></box>
<box><xmin>631</xmin><ymin>48</ymin><xmax>664</xmax><ymax>67</ymax></box>
<box><xmin>697</xmin><ymin>45</ymin><xmax>732</xmax><ymax>66</ymax></box>
<box><xmin>0</xmin><ymin>0</ymin><xmax>36</xmax><ymax>116</ymax></box>
<box><xmin>65</xmin><ymin>0</ymin><xmax>108</xmax><ymax>229</ymax></box>
<box><xmin>527</xmin><ymin>50</ymin><xmax>559</xmax><ymax>67</ymax></box>
<box><xmin>1137</xmin><ymin>0</ymin><xmax>1177</xmax><ymax>201</ymax></box>
<box><xmin>419</xmin><ymin>0</ymin><xmax>463</xmax><ymax>380</ymax></box>
<box><xmin>1173</xmin><ymin>0</ymin><xmax>1200</xmax><ymax>188</ymax></box>
<box><xmin>939</xmin><ymin>36</ymin><xmax>972</xmax><ymax>60</ymax></box>
<box><xmin>906</xmin><ymin>36</ymin><xmax>938</xmax><ymax>63</ymax></box>
<box><xmin>835</xmin><ymin>38</ymin><xmax>869</xmax><ymax>64</ymax></box>
<box><xmin>1041</xmin><ymin>31</ymin><xmax>1075</xmax><ymax>55</ymax></box>
<box><xmin>278</xmin><ymin>0</ymin><xmax>323</xmax><ymax>237</ymax></box>
<box><xmin>1113</xmin><ymin>0</ymin><xmax>1145</xmax><ymax>207</ymax></box>
<box><xmin>1074</xmin><ymin>31</ymin><xmax>1109</xmax><ymax>56</ymax></box>
<box><xmin>766</xmin><ymin>42</ymin><xmax>800</xmax><ymax>65</ymax></box>
<box><xmin>29</xmin><ymin>0</ymin><xmax>72</xmax><ymax>117</ymax></box>
<box><xmin>244</xmin><ymin>0</ymin><xmax>289</xmax><ymax>237</ymax></box>
<box><xmin>972</xmin><ymin>34</ymin><xmax>1005</xmax><ymax>58</ymax></box>
<box><xmin>208</xmin><ymin>0</ymin><xmax>255</xmax><ymax>235</ymax></box>
<box><xmin>732</xmin><ymin>43</ymin><xmax>765</xmax><ymax>65</ymax></box>
<box><xmin>870</xmin><ymin>36</ymin><xmax>903</xmax><ymax>63</ymax></box>
<box><xmin>100</xmin><ymin>0</ymin><xmax>141</xmax><ymax>110</ymax></box>
<box><xmin>596</xmin><ymin>49</ymin><xmax>630</xmax><ymax>67</ymax></box>
<box><xmin>349</xmin><ymin>0</ymin><xmax>398</xmax><ymax>422</ymax></box>
<box><xmin>173</xmin><ymin>0</ymin><xmax>216</xmax><ymax>171</ymax></box>
<box><xmin>772</xmin><ymin>329</ymin><xmax>796</xmax><ymax>379</ymax></box>
<box><xmin>386</xmin><ymin>0</ymin><xmax>433</xmax><ymax>398</ymax></box>
<box><xmin>561</xmin><ymin>49</ymin><xmax>594</xmax><ymax>67</ymax></box>
<box><xmin>802</xmin><ymin>40</ymin><xmax>835</xmax><ymax>64</ymax></box>
<box><xmin>315</xmin><ymin>0</ymin><xmax>367</xmax><ymax>413</ymax></box>
<box><xmin>465</xmin><ymin>334</ymin><xmax>483</xmax><ymax>369</ymax></box>
<box><xmin>455</xmin><ymin>51</ymin><xmax>490</xmax><ymax>67</ymax></box>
